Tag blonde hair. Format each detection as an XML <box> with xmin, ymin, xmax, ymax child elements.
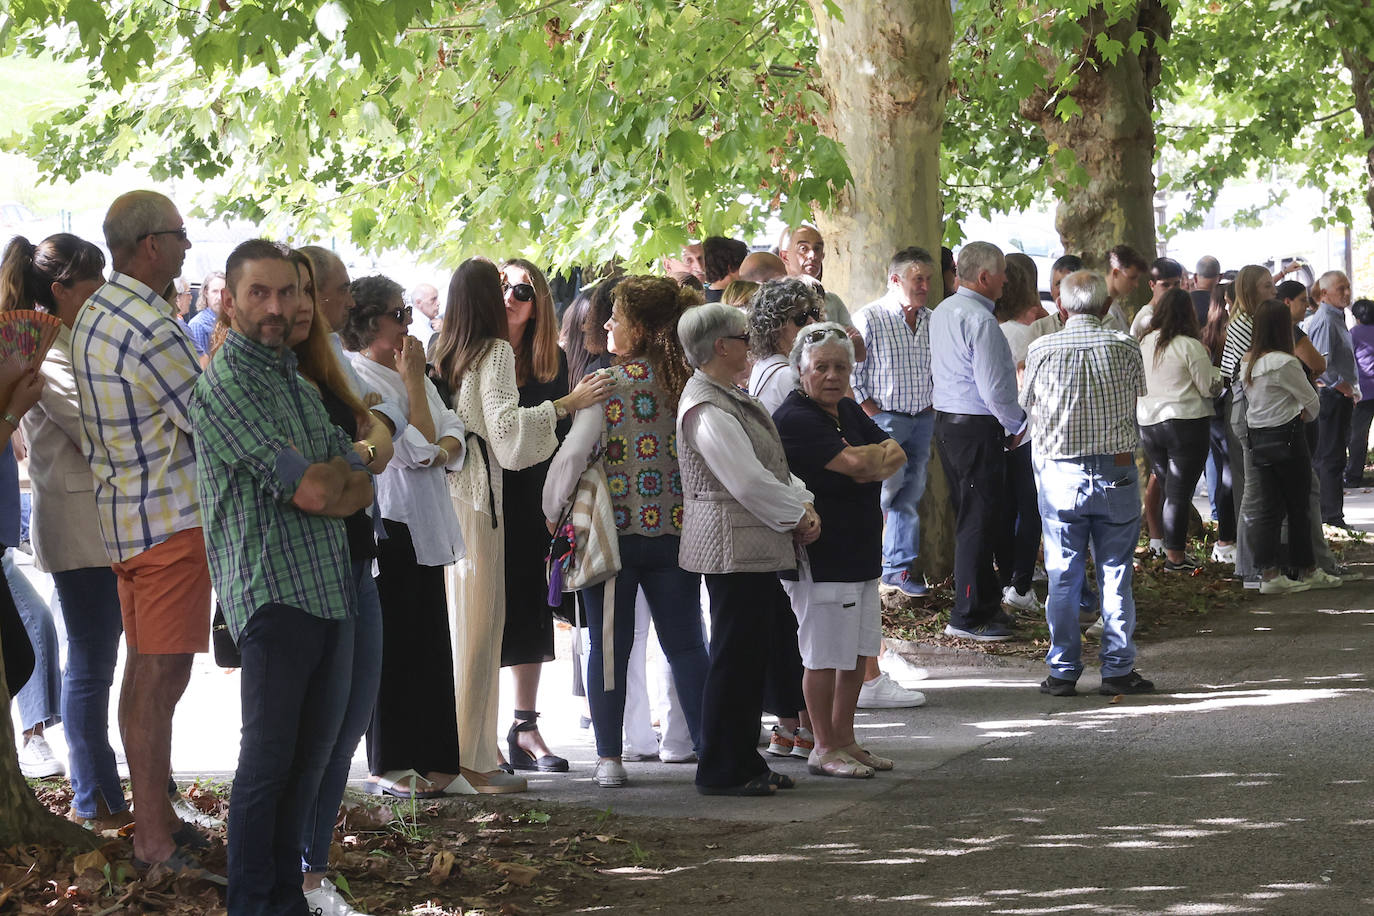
<box><xmin>1230</xmin><ymin>265</ymin><xmax>1271</xmax><ymax>323</ymax></box>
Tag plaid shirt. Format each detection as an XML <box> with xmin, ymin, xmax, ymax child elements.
<box><xmin>71</xmin><ymin>272</ymin><xmax>202</xmax><ymax>562</ymax></box>
<box><xmin>191</xmin><ymin>330</ymin><xmax>364</xmax><ymax>641</ymax></box>
<box><xmin>1021</xmin><ymin>314</ymin><xmax>1146</xmax><ymax>459</ymax></box>
<box><xmin>851</xmin><ymin>292</ymin><xmax>933</xmax><ymax>414</ymax></box>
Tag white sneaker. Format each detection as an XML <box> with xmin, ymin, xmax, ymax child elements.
<box><xmin>857</xmin><ymin>673</ymin><xmax>927</xmax><ymax>709</ymax></box>
<box><xmin>594</xmin><ymin>759</ymin><xmax>628</xmax><ymax>788</ymax></box>
<box><xmin>304</xmin><ymin>877</ymin><xmax>370</xmax><ymax>916</ymax></box>
<box><xmin>877</xmin><ymin>648</ymin><xmax>929</xmax><ymax>682</ymax></box>
<box><xmin>1211</xmin><ymin>543</ymin><xmax>1237</xmax><ymax>564</ymax></box>
<box><xmin>1302</xmin><ymin>568</ymin><xmax>1344</xmax><ymax>590</ymax></box>
<box><xmin>1001</xmin><ymin>585</ymin><xmax>1043</xmax><ymax>613</ymax></box>
<box><xmin>18</xmin><ymin>734</ymin><xmax>64</xmax><ymax>779</ymax></box>
<box><xmin>1259</xmin><ymin>574</ymin><xmax>1310</xmax><ymax>595</ymax></box>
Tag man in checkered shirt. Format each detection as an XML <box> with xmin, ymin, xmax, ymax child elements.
<box><xmin>1021</xmin><ymin>269</ymin><xmax>1155</xmax><ymax>698</ymax></box>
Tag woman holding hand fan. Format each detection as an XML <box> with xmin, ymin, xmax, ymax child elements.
<box><xmin>0</xmin><ymin>234</ymin><xmax>129</xmax><ymax>830</ymax></box>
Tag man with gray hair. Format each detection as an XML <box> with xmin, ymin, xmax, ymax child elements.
<box><xmin>1190</xmin><ymin>255</ymin><xmax>1221</xmax><ymax>326</ymax></box>
<box><xmin>71</xmin><ymin>191</ymin><xmax>216</xmax><ymax>875</ymax></box>
<box><xmin>929</xmin><ymin>241</ymin><xmax>1025</xmax><ymax>641</ymax></box>
<box><xmin>1021</xmin><ymin>269</ymin><xmax>1152</xmax><ymax>697</ymax></box>
<box><xmin>409</xmin><ymin>281</ymin><xmax>441</xmax><ymax>348</ymax></box>
<box><xmin>1302</xmin><ymin>270</ymin><xmax>1357</xmax><ymax>527</ymax></box>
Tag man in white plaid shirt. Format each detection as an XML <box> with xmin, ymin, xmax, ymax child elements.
<box><xmin>1021</xmin><ymin>269</ymin><xmax>1154</xmax><ymax>698</ymax></box>
<box><xmin>852</xmin><ymin>246</ymin><xmax>937</xmax><ymax>598</ymax></box>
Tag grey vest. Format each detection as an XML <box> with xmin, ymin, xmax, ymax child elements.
<box><xmin>676</xmin><ymin>370</ymin><xmax>797</xmax><ymax>574</ymax></box>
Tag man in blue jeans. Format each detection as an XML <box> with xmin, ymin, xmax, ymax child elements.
<box><xmin>852</xmin><ymin>246</ymin><xmax>939</xmax><ymax>598</ymax></box>
<box><xmin>191</xmin><ymin>239</ymin><xmax>375</xmax><ymax>915</ymax></box>
<box><xmin>1021</xmin><ymin>269</ymin><xmax>1154</xmax><ymax>697</ymax></box>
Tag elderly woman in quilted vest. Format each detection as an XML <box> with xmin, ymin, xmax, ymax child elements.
<box><xmin>543</xmin><ymin>276</ymin><xmax>711</xmax><ymax>790</ymax></box>
<box><xmin>675</xmin><ymin>302</ymin><xmax>821</xmax><ymax>797</ymax></box>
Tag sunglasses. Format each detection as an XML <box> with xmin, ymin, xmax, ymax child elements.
<box><xmin>136</xmin><ymin>227</ymin><xmax>189</xmax><ymax>243</ymax></box>
<box><xmin>800</xmin><ymin>326</ymin><xmax>846</xmax><ymax>346</ymax></box>
<box><xmin>790</xmin><ymin>307</ymin><xmax>823</xmax><ymax>327</ymax></box>
<box><xmin>389</xmin><ymin>305</ymin><xmax>413</xmax><ymax>323</ymax></box>
<box><xmin>503</xmin><ymin>282</ymin><xmax>536</xmax><ymax>303</ymax></box>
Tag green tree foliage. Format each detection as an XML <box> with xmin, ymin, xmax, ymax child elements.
<box><xmin>0</xmin><ymin>0</ymin><xmax>850</xmax><ymax>265</ymax></box>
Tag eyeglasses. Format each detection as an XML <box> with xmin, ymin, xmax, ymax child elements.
<box><xmin>790</xmin><ymin>307</ymin><xmax>823</xmax><ymax>327</ymax></box>
<box><xmin>722</xmin><ymin>334</ymin><xmax>750</xmax><ymax>343</ymax></box>
<box><xmin>388</xmin><ymin>306</ymin><xmax>413</xmax><ymax>323</ymax></box>
<box><xmin>136</xmin><ymin>227</ymin><xmax>189</xmax><ymax>243</ymax></box>
<box><xmin>502</xmin><ymin>282</ymin><xmax>536</xmax><ymax>303</ymax></box>
<box><xmin>800</xmin><ymin>326</ymin><xmax>846</xmax><ymax>346</ymax></box>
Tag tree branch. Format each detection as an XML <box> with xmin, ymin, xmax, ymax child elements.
<box><xmin>1157</xmin><ymin>104</ymin><xmax>1357</xmax><ymax>133</ymax></box>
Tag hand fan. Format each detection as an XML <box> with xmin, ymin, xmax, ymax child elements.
<box><xmin>0</xmin><ymin>309</ymin><xmax>64</xmax><ymax>370</ymax></box>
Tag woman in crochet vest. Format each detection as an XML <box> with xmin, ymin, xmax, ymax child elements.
<box><xmin>542</xmin><ymin>276</ymin><xmax>711</xmax><ymax>789</ymax></box>
<box><xmin>674</xmin><ymin>302</ymin><xmax>820</xmax><ymax>797</ymax></box>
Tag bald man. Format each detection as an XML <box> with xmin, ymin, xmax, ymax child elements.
<box><xmin>739</xmin><ymin>251</ymin><xmax>787</xmax><ymax>283</ymax></box>
<box><xmin>780</xmin><ymin>224</ymin><xmax>851</xmax><ymax>326</ymax></box>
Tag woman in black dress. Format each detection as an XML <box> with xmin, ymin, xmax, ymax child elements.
<box><xmin>499</xmin><ymin>258</ymin><xmax>576</xmax><ymax>771</ymax></box>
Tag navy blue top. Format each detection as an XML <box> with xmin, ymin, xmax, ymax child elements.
<box><xmin>773</xmin><ymin>390</ymin><xmax>888</xmax><ymax>582</ymax></box>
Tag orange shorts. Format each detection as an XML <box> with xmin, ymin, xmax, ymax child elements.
<box><xmin>112</xmin><ymin>527</ymin><xmax>212</xmax><ymax>655</ymax></box>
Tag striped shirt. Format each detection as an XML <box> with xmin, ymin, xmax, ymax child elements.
<box><xmin>1220</xmin><ymin>313</ymin><xmax>1254</xmax><ymax>391</ymax></box>
<box><xmin>71</xmin><ymin>272</ymin><xmax>202</xmax><ymax>562</ymax></box>
<box><xmin>191</xmin><ymin>331</ymin><xmax>363</xmax><ymax>640</ymax></box>
<box><xmin>1021</xmin><ymin>314</ymin><xmax>1146</xmax><ymax>459</ymax></box>
<box><xmin>851</xmin><ymin>292</ymin><xmax>933</xmax><ymax>415</ymax></box>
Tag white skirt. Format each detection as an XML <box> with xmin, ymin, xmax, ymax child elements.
<box><xmin>781</xmin><ymin>573</ymin><xmax>881</xmax><ymax>671</ymax></box>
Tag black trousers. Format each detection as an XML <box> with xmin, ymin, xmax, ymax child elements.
<box><xmin>1208</xmin><ymin>395</ymin><xmax>1236</xmax><ymax>542</ymax></box>
<box><xmin>0</xmin><ymin>571</ymin><xmax>33</xmax><ymax>697</ymax></box>
<box><xmin>696</xmin><ymin>572</ymin><xmax>777</xmax><ymax>789</ymax></box>
<box><xmin>995</xmin><ymin>442</ymin><xmax>1040</xmax><ymax>594</ymax></box>
<box><xmin>934</xmin><ymin>413</ymin><xmax>1006</xmax><ymax>629</ymax></box>
<box><xmin>1345</xmin><ymin>399</ymin><xmax>1374</xmax><ymax>485</ymax></box>
<box><xmin>1248</xmin><ymin>421</ymin><xmax>1314</xmax><ymax>572</ymax></box>
<box><xmin>366</xmin><ymin>520</ymin><xmax>461</xmax><ymax>777</ymax></box>
<box><xmin>761</xmin><ymin>582</ymin><xmax>805</xmax><ymax>720</ymax></box>
<box><xmin>1140</xmin><ymin>417</ymin><xmax>1211</xmax><ymax>552</ymax></box>
<box><xmin>1314</xmin><ymin>388</ymin><xmax>1353</xmax><ymax>524</ymax></box>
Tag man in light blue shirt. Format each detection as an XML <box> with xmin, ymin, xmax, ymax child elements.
<box><xmin>186</xmin><ymin>270</ymin><xmax>225</xmax><ymax>358</ymax></box>
<box><xmin>930</xmin><ymin>241</ymin><xmax>1026</xmax><ymax>641</ymax></box>
<box><xmin>1302</xmin><ymin>270</ymin><xmax>1356</xmax><ymax>526</ymax></box>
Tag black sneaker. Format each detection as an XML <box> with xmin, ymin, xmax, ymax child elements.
<box><xmin>1040</xmin><ymin>674</ymin><xmax>1078</xmax><ymax>697</ymax></box>
<box><xmin>1163</xmin><ymin>556</ymin><xmax>1199</xmax><ymax>572</ymax></box>
<box><xmin>1099</xmin><ymin>670</ymin><xmax>1155</xmax><ymax>695</ymax></box>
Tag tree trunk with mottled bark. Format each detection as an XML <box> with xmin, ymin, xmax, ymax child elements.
<box><xmin>1342</xmin><ymin>46</ymin><xmax>1374</xmax><ymax>232</ymax></box>
<box><xmin>1020</xmin><ymin>3</ymin><xmax>1169</xmax><ymax>272</ymax></box>
<box><xmin>805</xmin><ymin>0</ymin><xmax>956</xmax><ymax>578</ymax></box>
<box><xmin>0</xmin><ymin>634</ymin><xmax>99</xmax><ymax>848</ymax></box>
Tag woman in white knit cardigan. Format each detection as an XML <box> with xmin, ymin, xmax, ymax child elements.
<box><xmin>433</xmin><ymin>258</ymin><xmax>613</xmax><ymax>793</ymax></box>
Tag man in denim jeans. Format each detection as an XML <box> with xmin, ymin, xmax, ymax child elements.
<box><xmin>1021</xmin><ymin>270</ymin><xmax>1155</xmax><ymax>697</ymax></box>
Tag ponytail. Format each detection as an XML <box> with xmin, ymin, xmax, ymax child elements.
<box><xmin>0</xmin><ymin>233</ymin><xmax>106</xmax><ymax>314</ymax></box>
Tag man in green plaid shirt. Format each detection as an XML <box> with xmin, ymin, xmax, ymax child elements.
<box><xmin>190</xmin><ymin>239</ymin><xmax>374</xmax><ymax>915</ymax></box>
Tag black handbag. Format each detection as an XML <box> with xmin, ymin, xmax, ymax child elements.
<box><xmin>210</xmin><ymin>604</ymin><xmax>242</xmax><ymax>669</ymax></box>
<box><xmin>1247</xmin><ymin>420</ymin><xmax>1300</xmax><ymax>469</ymax></box>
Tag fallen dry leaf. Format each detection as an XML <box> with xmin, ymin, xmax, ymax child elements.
<box><xmin>428</xmin><ymin>850</ymin><xmax>457</xmax><ymax>885</ymax></box>
<box><xmin>494</xmin><ymin>862</ymin><xmax>541</xmax><ymax>887</ymax></box>
<box><xmin>72</xmin><ymin>850</ymin><xmax>107</xmax><ymax>875</ymax></box>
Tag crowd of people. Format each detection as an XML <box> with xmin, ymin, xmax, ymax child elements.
<box><xmin>0</xmin><ymin>188</ymin><xmax>1368</xmax><ymax>916</ymax></box>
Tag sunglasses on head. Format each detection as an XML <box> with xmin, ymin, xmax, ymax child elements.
<box><xmin>790</xmin><ymin>307</ymin><xmax>823</xmax><ymax>327</ymax></box>
<box><xmin>503</xmin><ymin>282</ymin><xmax>536</xmax><ymax>303</ymax></box>
<box><xmin>389</xmin><ymin>305</ymin><xmax>413</xmax><ymax>323</ymax></box>
<box><xmin>800</xmin><ymin>326</ymin><xmax>846</xmax><ymax>346</ymax></box>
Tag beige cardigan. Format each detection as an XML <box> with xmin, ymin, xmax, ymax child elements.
<box><xmin>20</xmin><ymin>327</ymin><xmax>109</xmax><ymax>572</ymax></box>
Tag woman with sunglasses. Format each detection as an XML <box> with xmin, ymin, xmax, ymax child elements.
<box><xmin>773</xmin><ymin>323</ymin><xmax>905</xmax><ymax>777</ymax></box>
<box><xmin>747</xmin><ymin>278</ymin><xmax>823</xmax><ymax>415</ymax></box>
<box><xmin>742</xmin><ymin>278</ymin><xmax>820</xmax><ymax>760</ymax></box>
<box><xmin>342</xmin><ymin>275</ymin><xmax>470</xmax><ymax>802</ymax></box>
<box><xmin>542</xmin><ymin>276</ymin><xmax>711</xmax><ymax>787</ymax></box>
<box><xmin>436</xmin><ymin>258</ymin><xmax>613</xmax><ymax>793</ymax></box>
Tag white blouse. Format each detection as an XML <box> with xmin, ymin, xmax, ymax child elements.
<box><xmin>349</xmin><ymin>354</ymin><xmax>467</xmax><ymax>566</ymax></box>
<box><xmin>748</xmin><ymin>354</ymin><xmax>798</xmax><ymax>416</ymax></box>
<box><xmin>1137</xmin><ymin>332</ymin><xmax>1223</xmax><ymax>426</ymax></box>
<box><xmin>1243</xmin><ymin>352</ymin><xmax>1320</xmax><ymax>429</ymax></box>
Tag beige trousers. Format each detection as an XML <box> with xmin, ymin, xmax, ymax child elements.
<box><xmin>448</xmin><ymin>498</ymin><xmax>506</xmax><ymax>774</ymax></box>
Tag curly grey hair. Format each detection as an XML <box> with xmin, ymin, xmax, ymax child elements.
<box><xmin>788</xmin><ymin>322</ymin><xmax>854</xmax><ymax>375</ymax></box>
<box><xmin>747</xmin><ymin>277</ymin><xmax>820</xmax><ymax>359</ymax></box>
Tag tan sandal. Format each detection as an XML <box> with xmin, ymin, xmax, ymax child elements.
<box><xmin>807</xmin><ymin>748</ymin><xmax>874</xmax><ymax>779</ymax></box>
<box><xmin>843</xmin><ymin>744</ymin><xmax>894</xmax><ymax>771</ymax></box>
